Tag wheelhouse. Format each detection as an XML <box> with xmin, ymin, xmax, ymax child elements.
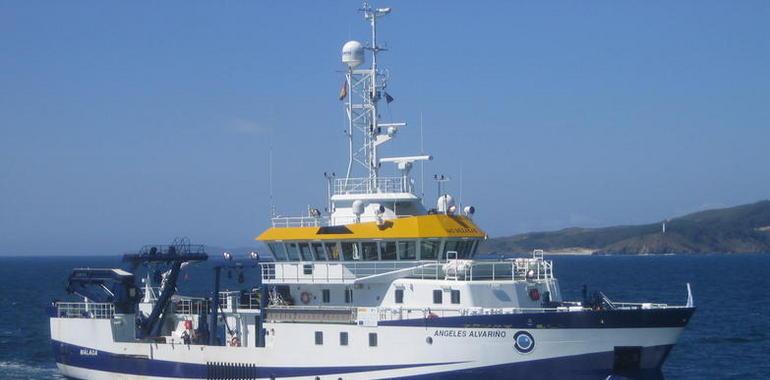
<box><xmin>257</xmin><ymin>214</ymin><xmax>486</xmax><ymax>262</ymax></box>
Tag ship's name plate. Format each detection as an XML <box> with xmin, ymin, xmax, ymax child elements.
<box><xmin>79</xmin><ymin>348</ymin><xmax>98</xmax><ymax>356</ymax></box>
<box><xmin>433</xmin><ymin>329</ymin><xmax>506</xmax><ymax>338</ymax></box>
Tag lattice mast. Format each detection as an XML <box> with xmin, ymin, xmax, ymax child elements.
<box><xmin>343</xmin><ymin>4</ymin><xmax>400</xmax><ymax>189</ymax></box>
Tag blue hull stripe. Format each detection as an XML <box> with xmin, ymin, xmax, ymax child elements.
<box><xmin>380</xmin><ymin>307</ymin><xmax>695</xmax><ymax>329</ymax></box>
<box><xmin>53</xmin><ymin>341</ymin><xmax>463</xmax><ymax>378</ymax></box>
<box><xmin>54</xmin><ymin>340</ymin><xmax>674</xmax><ymax>380</ymax></box>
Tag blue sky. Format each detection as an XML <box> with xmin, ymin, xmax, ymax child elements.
<box><xmin>1</xmin><ymin>1</ymin><xmax>769</xmax><ymax>255</ymax></box>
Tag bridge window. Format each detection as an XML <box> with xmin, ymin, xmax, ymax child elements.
<box><xmin>299</xmin><ymin>243</ymin><xmax>314</xmax><ymax>261</ymax></box>
<box><xmin>340</xmin><ymin>332</ymin><xmax>349</xmax><ymax>346</ymax></box>
<box><xmin>433</xmin><ymin>289</ymin><xmax>443</xmax><ymax>304</ymax></box>
<box><xmin>369</xmin><ymin>333</ymin><xmax>378</xmax><ymax>347</ymax></box>
<box><xmin>443</xmin><ymin>240</ymin><xmax>475</xmax><ymax>259</ymax></box>
<box><xmin>443</xmin><ymin>240</ymin><xmax>459</xmax><ymax>259</ymax></box>
<box><xmin>268</xmin><ymin>243</ymin><xmax>288</xmax><ymax>261</ymax></box>
<box><xmin>311</xmin><ymin>242</ymin><xmax>327</xmax><ymax>261</ymax></box>
<box><xmin>345</xmin><ymin>288</ymin><xmax>353</xmax><ymax>303</ymax></box>
<box><xmin>362</xmin><ymin>242</ymin><xmax>378</xmax><ymax>261</ymax></box>
<box><xmin>469</xmin><ymin>240</ymin><xmax>479</xmax><ymax>257</ymax></box>
<box><xmin>420</xmin><ymin>240</ymin><xmax>440</xmax><ymax>260</ymax></box>
<box><xmin>322</xmin><ymin>289</ymin><xmax>330</xmax><ymax>303</ymax></box>
<box><xmin>459</xmin><ymin>240</ymin><xmax>475</xmax><ymax>258</ymax></box>
<box><xmin>451</xmin><ymin>290</ymin><xmax>461</xmax><ymax>304</ymax></box>
<box><xmin>398</xmin><ymin>241</ymin><xmax>416</xmax><ymax>260</ymax></box>
<box><xmin>454</xmin><ymin>241</ymin><xmax>468</xmax><ymax>259</ymax></box>
<box><xmin>380</xmin><ymin>241</ymin><xmax>397</xmax><ymax>260</ymax></box>
<box><xmin>341</xmin><ymin>242</ymin><xmax>356</xmax><ymax>261</ymax></box>
<box><xmin>395</xmin><ymin>289</ymin><xmax>404</xmax><ymax>304</ymax></box>
<box><xmin>315</xmin><ymin>331</ymin><xmax>323</xmax><ymax>345</ymax></box>
<box><xmin>286</xmin><ymin>243</ymin><xmax>301</xmax><ymax>261</ymax></box>
<box><xmin>325</xmin><ymin>242</ymin><xmax>341</xmax><ymax>261</ymax></box>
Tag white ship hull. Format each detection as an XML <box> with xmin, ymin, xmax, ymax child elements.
<box><xmin>51</xmin><ymin>307</ymin><xmax>692</xmax><ymax>380</ymax></box>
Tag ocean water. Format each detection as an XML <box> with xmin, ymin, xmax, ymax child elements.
<box><xmin>0</xmin><ymin>254</ymin><xmax>768</xmax><ymax>379</ymax></box>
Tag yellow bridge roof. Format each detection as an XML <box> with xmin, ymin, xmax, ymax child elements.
<box><xmin>256</xmin><ymin>214</ymin><xmax>486</xmax><ymax>241</ymax></box>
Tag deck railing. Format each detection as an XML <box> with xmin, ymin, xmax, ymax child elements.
<box><xmin>260</xmin><ymin>258</ymin><xmax>554</xmax><ymax>283</ymax></box>
<box><xmin>262</xmin><ymin>301</ymin><xmax>680</xmax><ymax>325</ymax></box>
<box><xmin>175</xmin><ymin>291</ymin><xmax>261</xmax><ymax>315</ymax></box>
<box><xmin>261</xmin><ymin>261</ymin><xmax>445</xmax><ymax>283</ymax></box>
<box><xmin>55</xmin><ymin>302</ymin><xmax>115</xmax><ymax>319</ymax></box>
<box><xmin>333</xmin><ymin>177</ymin><xmax>410</xmax><ymax>195</ymax></box>
<box><xmin>271</xmin><ymin>216</ymin><xmax>330</xmax><ymax>228</ymax></box>
<box><xmin>174</xmin><ymin>297</ymin><xmax>210</xmax><ymax>315</ymax></box>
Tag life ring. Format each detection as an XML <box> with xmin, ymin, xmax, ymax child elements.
<box><xmin>300</xmin><ymin>291</ymin><xmax>312</xmax><ymax>305</ymax></box>
<box><xmin>229</xmin><ymin>336</ymin><xmax>241</xmax><ymax>347</ymax></box>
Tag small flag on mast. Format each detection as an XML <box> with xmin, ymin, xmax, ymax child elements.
<box><xmin>384</xmin><ymin>91</ymin><xmax>394</xmax><ymax>104</ymax></box>
<box><xmin>338</xmin><ymin>80</ymin><xmax>348</xmax><ymax>100</ymax></box>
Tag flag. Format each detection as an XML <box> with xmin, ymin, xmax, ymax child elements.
<box><xmin>384</xmin><ymin>91</ymin><xmax>394</xmax><ymax>104</ymax></box>
<box><xmin>338</xmin><ymin>80</ymin><xmax>348</xmax><ymax>100</ymax></box>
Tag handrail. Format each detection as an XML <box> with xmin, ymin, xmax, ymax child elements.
<box><xmin>333</xmin><ymin>176</ymin><xmax>410</xmax><ymax>195</ymax></box>
<box><xmin>261</xmin><ymin>261</ymin><xmax>439</xmax><ymax>283</ymax></box>
<box><xmin>271</xmin><ymin>216</ymin><xmax>329</xmax><ymax>227</ymax></box>
<box><xmin>55</xmin><ymin>302</ymin><xmax>114</xmax><ymax>319</ymax></box>
<box><xmin>261</xmin><ymin>302</ymin><xmax>681</xmax><ymax>324</ymax></box>
<box><xmin>260</xmin><ymin>258</ymin><xmax>556</xmax><ymax>283</ymax></box>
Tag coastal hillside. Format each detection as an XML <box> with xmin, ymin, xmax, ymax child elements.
<box><xmin>481</xmin><ymin>200</ymin><xmax>770</xmax><ymax>255</ymax></box>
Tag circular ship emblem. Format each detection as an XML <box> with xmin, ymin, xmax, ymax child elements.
<box><xmin>514</xmin><ymin>331</ymin><xmax>535</xmax><ymax>353</ymax></box>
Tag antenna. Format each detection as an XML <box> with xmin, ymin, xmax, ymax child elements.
<box><xmin>459</xmin><ymin>161</ymin><xmax>464</xmax><ymax>211</ymax></box>
<box><xmin>420</xmin><ymin>112</ymin><xmax>424</xmax><ymax>201</ymax></box>
<box><xmin>268</xmin><ymin>136</ymin><xmax>276</xmax><ymax>218</ymax></box>
<box><xmin>433</xmin><ymin>174</ymin><xmax>450</xmax><ymax>198</ymax></box>
<box><xmin>433</xmin><ymin>174</ymin><xmax>452</xmax><ymax>214</ymax></box>
<box><xmin>324</xmin><ymin>172</ymin><xmax>336</xmax><ymax>214</ymax></box>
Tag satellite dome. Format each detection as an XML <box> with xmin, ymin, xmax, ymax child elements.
<box><xmin>342</xmin><ymin>40</ymin><xmax>365</xmax><ymax>68</ymax></box>
<box><xmin>352</xmin><ymin>200</ymin><xmax>365</xmax><ymax>216</ymax></box>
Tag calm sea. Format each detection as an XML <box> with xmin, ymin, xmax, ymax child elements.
<box><xmin>0</xmin><ymin>254</ymin><xmax>768</xmax><ymax>379</ymax></box>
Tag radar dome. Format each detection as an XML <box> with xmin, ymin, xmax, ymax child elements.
<box><xmin>342</xmin><ymin>40</ymin><xmax>365</xmax><ymax>68</ymax></box>
<box><xmin>437</xmin><ymin>194</ymin><xmax>455</xmax><ymax>214</ymax></box>
<box><xmin>352</xmin><ymin>200</ymin><xmax>365</xmax><ymax>216</ymax></box>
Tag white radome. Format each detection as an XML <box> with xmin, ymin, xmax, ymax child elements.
<box><xmin>342</xmin><ymin>40</ymin><xmax>365</xmax><ymax>68</ymax></box>
<box><xmin>352</xmin><ymin>199</ymin><xmax>365</xmax><ymax>216</ymax></box>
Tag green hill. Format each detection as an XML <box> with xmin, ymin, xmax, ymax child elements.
<box><xmin>480</xmin><ymin>200</ymin><xmax>770</xmax><ymax>255</ymax></box>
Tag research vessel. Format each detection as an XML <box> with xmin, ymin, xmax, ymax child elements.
<box><xmin>50</xmin><ymin>4</ymin><xmax>694</xmax><ymax>379</ymax></box>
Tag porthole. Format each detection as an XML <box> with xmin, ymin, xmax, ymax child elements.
<box><xmin>426</xmin><ymin>336</ymin><xmax>433</xmax><ymax>345</ymax></box>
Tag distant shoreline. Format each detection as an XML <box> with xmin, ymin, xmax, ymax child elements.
<box><xmin>481</xmin><ymin>200</ymin><xmax>770</xmax><ymax>255</ymax></box>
